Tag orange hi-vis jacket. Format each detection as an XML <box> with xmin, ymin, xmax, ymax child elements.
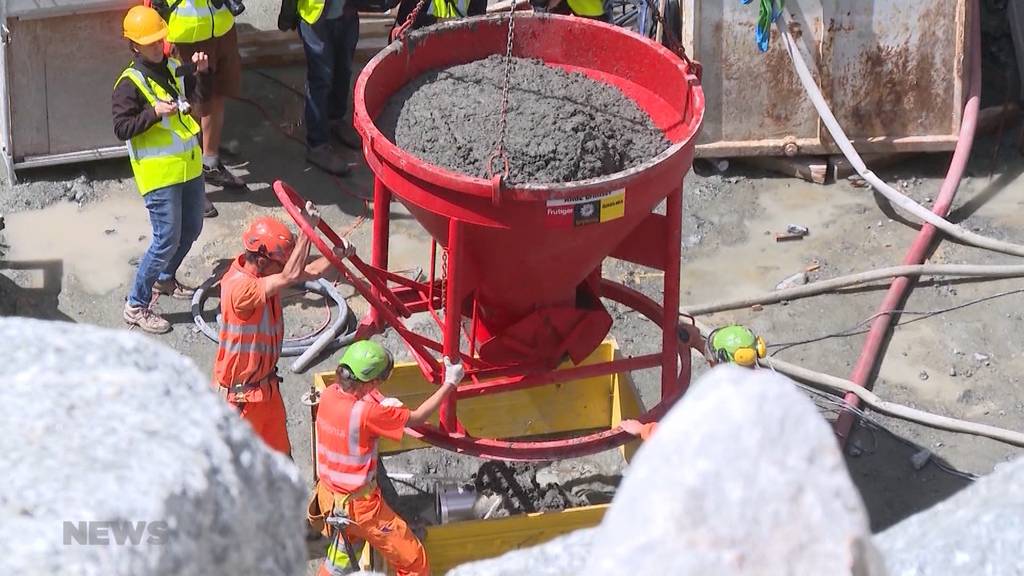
<box><xmin>213</xmin><ymin>256</ymin><xmax>285</xmax><ymax>403</ymax></box>
<box><xmin>316</xmin><ymin>392</ymin><xmax>381</xmax><ymax>493</ymax></box>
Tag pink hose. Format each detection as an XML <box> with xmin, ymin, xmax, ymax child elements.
<box><xmin>834</xmin><ymin>0</ymin><xmax>983</xmax><ymax>446</ymax></box>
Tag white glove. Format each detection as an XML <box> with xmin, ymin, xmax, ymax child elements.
<box><xmin>380</xmin><ymin>397</ymin><xmax>405</xmax><ymax>408</ymax></box>
<box><xmin>303</xmin><ymin>200</ymin><xmax>321</xmax><ymax>228</ymax></box>
<box><xmin>443</xmin><ymin>357</ymin><xmax>464</xmax><ymax>387</ymax></box>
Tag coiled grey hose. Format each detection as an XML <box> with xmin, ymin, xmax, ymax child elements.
<box><xmin>192</xmin><ymin>276</ymin><xmax>358</xmax><ymax>373</ymax></box>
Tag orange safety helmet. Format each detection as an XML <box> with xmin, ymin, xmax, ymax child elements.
<box><xmin>123</xmin><ymin>5</ymin><xmax>168</xmax><ymax>45</ymax></box>
<box><xmin>243</xmin><ymin>217</ymin><xmax>296</xmax><ymax>264</ymax></box>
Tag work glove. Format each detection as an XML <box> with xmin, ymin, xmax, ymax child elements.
<box><xmin>303</xmin><ymin>200</ymin><xmax>321</xmax><ymax>229</ymax></box>
<box><xmin>277</xmin><ymin>0</ymin><xmax>299</xmax><ymax>31</ymax></box>
<box><xmin>379</xmin><ymin>397</ymin><xmax>405</xmax><ymax>408</ymax></box>
<box><xmin>443</xmin><ymin>357</ymin><xmax>465</xmax><ymax>387</ymax></box>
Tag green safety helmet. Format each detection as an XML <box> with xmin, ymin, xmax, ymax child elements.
<box><xmin>707</xmin><ymin>324</ymin><xmax>766</xmax><ymax>367</ymax></box>
<box><xmin>338</xmin><ymin>340</ymin><xmax>394</xmax><ymax>382</ymax></box>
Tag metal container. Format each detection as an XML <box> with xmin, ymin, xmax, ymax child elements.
<box><xmin>436</xmin><ymin>485</ymin><xmax>478</xmax><ymax>524</ymax></box>
<box><xmin>1</xmin><ymin>0</ymin><xmax>135</xmax><ymax>181</ymax></box>
<box><xmin>682</xmin><ymin>0</ymin><xmax>968</xmax><ymax>157</ymax></box>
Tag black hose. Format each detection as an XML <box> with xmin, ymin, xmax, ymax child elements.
<box><xmin>191</xmin><ymin>273</ymin><xmax>358</xmax><ymax>370</ymax></box>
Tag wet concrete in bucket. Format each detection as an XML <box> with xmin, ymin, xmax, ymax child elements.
<box><xmin>378</xmin><ymin>55</ymin><xmax>670</xmax><ymax>184</ymax></box>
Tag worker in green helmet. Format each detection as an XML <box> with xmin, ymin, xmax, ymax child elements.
<box><xmin>310</xmin><ymin>340</ymin><xmax>463</xmax><ymax>576</ymax></box>
<box><xmin>621</xmin><ymin>324</ymin><xmax>766</xmax><ymax>442</ymax></box>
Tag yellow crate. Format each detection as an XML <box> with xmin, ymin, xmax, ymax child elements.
<box><xmin>311</xmin><ymin>340</ymin><xmax>641</xmax><ymax>574</ymax></box>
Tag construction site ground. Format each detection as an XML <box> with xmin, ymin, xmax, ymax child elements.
<box><xmin>2</xmin><ymin>63</ymin><xmax>1023</xmax><ymax>550</ymax></box>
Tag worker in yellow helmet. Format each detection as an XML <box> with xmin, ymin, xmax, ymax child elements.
<box><xmin>113</xmin><ymin>6</ymin><xmax>210</xmax><ymax>334</ymax></box>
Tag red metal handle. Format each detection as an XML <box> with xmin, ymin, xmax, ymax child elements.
<box><xmin>273</xmin><ymin>180</ymin><xmax>413</xmax><ymax>318</ymax></box>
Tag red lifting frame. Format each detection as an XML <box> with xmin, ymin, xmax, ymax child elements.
<box><xmin>275</xmin><ymin>179</ymin><xmax>699</xmax><ymax>461</ymax></box>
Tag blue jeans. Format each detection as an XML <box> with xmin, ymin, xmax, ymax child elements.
<box><xmin>129</xmin><ymin>176</ymin><xmax>205</xmax><ymax>307</ymax></box>
<box><xmin>299</xmin><ymin>10</ymin><xmax>360</xmax><ymax>149</ymax></box>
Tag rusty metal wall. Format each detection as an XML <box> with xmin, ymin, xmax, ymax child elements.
<box><xmin>683</xmin><ymin>0</ymin><xmax>967</xmax><ymax>158</ymax></box>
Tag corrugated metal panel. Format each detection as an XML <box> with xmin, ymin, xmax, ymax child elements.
<box><xmin>683</xmin><ymin>0</ymin><xmax>967</xmax><ymax>158</ymax></box>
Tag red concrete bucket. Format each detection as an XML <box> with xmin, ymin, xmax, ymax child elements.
<box><xmin>355</xmin><ymin>13</ymin><xmax>703</xmax><ymax>364</ymax></box>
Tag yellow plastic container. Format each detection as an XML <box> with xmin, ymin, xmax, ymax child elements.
<box><xmin>311</xmin><ymin>340</ymin><xmax>641</xmax><ymax>574</ymax></box>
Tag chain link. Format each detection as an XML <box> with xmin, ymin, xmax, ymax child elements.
<box><xmin>486</xmin><ymin>2</ymin><xmax>517</xmax><ymax>179</ymax></box>
<box><xmin>440</xmin><ymin>249</ymin><xmax>449</xmax><ymax>309</ymax></box>
<box><xmin>392</xmin><ymin>0</ymin><xmax>431</xmax><ymax>42</ymax></box>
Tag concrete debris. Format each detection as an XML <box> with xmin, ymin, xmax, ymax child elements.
<box><xmin>448</xmin><ymin>366</ymin><xmax>885</xmax><ymax>576</ymax></box>
<box><xmin>973</xmin><ymin>352</ymin><xmax>991</xmax><ymax>364</ymax></box>
<box><xmin>876</xmin><ymin>457</ymin><xmax>1024</xmax><ymax>575</ymax></box>
<box><xmin>775</xmin><ymin>271</ymin><xmax>808</xmax><ymax>290</ymax></box>
<box><xmin>0</xmin><ymin>318</ymin><xmax>306</xmax><ymax>576</ymax></box>
<box><xmin>919</xmin><ymin>370</ymin><xmax>930</xmax><ymax>381</ymax></box>
<box><xmin>950</xmin><ymin>366</ymin><xmax>958</xmax><ymax>377</ymax></box>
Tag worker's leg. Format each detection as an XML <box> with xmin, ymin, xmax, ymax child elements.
<box><xmin>157</xmin><ymin>175</ymin><xmax>204</xmax><ymax>283</ymax></box>
<box><xmin>327</xmin><ymin>8</ymin><xmax>359</xmax><ymax>124</ymax></box>
<box><xmin>467</xmin><ymin>0</ymin><xmax>486</xmax><ymax>16</ymax></box>
<box><xmin>300</xmin><ymin>17</ymin><xmax>337</xmax><ymax>150</ymax></box>
<box><xmin>236</xmin><ymin>388</ymin><xmax>292</xmax><ymax>455</ymax></box>
<box><xmin>200</xmin><ymin>27</ymin><xmax>245</xmax><ymax>187</ymax></box>
<box><xmin>327</xmin><ymin>8</ymin><xmax>361</xmax><ymax>150</ymax></box>
<box><xmin>129</xmin><ymin>183</ymin><xmax>183</xmax><ymax>308</ymax></box>
<box><xmin>346</xmin><ymin>489</ymin><xmax>429</xmax><ymax>576</ymax></box>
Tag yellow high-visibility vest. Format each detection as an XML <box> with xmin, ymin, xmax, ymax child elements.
<box><xmin>115</xmin><ymin>59</ymin><xmax>202</xmax><ymax>196</ymax></box>
<box><xmin>166</xmin><ymin>0</ymin><xmax>234</xmax><ymax>44</ymax></box>
<box><xmin>567</xmin><ymin>0</ymin><xmax>605</xmax><ymax>17</ymax></box>
<box><xmin>427</xmin><ymin>0</ymin><xmax>470</xmax><ymax>19</ymax></box>
<box><xmin>297</xmin><ymin>0</ymin><xmax>326</xmax><ymax>24</ymax></box>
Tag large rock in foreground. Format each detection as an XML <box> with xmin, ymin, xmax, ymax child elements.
<box><xmin>0</xmin><ymin>319</ymin><xmax>306</xmax><ymax>576</ymax></box>
<box><xmin>876</xmin><ymin>458</ymin><xmax>1024</xmax><ymax>575</ymax></box>
<box><xmin>448</xmin><ymin>365</ymin><xmax>885</xmax><ymax>576</ymax></box>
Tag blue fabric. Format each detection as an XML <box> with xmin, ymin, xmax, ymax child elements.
<box><xmin>742</xmin><ymin>0</ymin><xmax>782</xmax><ymax>53</ymax></box>
<box><xmin>299</xmin><ymin>9</ymin><xmax>360</xmax><ymax>148</ymax></box>
<box><xmin>324</xmin><ymin>0</ymin><xmax>345</xmax><ymax>20</ymax></box>
<box><xmin>129</xmin><ymin>176</ymin><xmax>205</xmax><ymax>307</ymax></box>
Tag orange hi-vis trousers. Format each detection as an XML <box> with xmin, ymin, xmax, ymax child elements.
<box><xmin>317</xmin><ymin>484</ymin><xmax>429</xmax><ymax>576</ymax></box>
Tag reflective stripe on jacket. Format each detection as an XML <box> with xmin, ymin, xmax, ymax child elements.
<box><xmin>316</xmin><ymin>391</ymin><xmax>380</xmax><ymax>494</ymax></box>
<box><xmin>167</xmin><ymin>0</ymin><xmax>234</xmax><ymax>43</ymax></box>
<box><xmin>114</xmin><ymin>59</ymin><xmax>201</xmax><ymax>196</ymax></box>
<box><xmin>427</xmin><ymin>0</ymin><xmax>469</xmax><ymax>18</ymax></box>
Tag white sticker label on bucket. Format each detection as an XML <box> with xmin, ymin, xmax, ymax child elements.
<box><xmin>545</xmin><ymin>189</ymin><xmax>625</xmax><ymax>228</ymax></box>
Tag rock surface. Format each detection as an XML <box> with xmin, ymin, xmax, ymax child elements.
<box><xmin>875</xmin><ymin>457</ymin><xmax>1024</xmax><ymax>575</ymax></box>
<box><xmin>446</xmin><ymin>365</ymin><xmax>885</xmax><ymax>576</ymax></box>
<box><xmin>0</xmin><ymin>318</ymin><xmax>307</xmax><ymax>576</ymax></box>
<box><xmin>380</xmin><ymin>55</ymin><xmax>669</xmax><ymax>184</ymax></box>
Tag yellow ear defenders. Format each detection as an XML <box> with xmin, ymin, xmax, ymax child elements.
<box><xmin>730</xmin><ymin>336</ymin><xmax>767</xmax><ymax>367</ymax></box>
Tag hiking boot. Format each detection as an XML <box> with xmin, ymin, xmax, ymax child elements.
<box><xmin>203</xmin><ymin>161</ymin><xmax>247</xmax><ymax>191</ymax></box>
<box><xmin>330</xmin><ymin>121</ymin><xmax>362</xmax><ymax>151</ymax></box>
<box><xmin>152</xmin><ymin>278</ymin><xmax>196</xmax><ymax>300</ymax></box>
<box><xmin>307</xmin><ymin>145</ymin><xmax>351</xmax><ymax>176</ymax></box>
<box><xmin>123</xmin><ymin>302</ymin><xmax>172</xmax><ymax>334</ymax></box>
<box><xmin>203</xmin><ymin>195</ymin><xmax>218</xmax><ymax>218</ymax></box>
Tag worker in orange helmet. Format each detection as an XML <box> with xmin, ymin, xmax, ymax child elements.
<box><xmin>212</xmin><ymin>201</ymin><xmax>353</xmax><ymax>455</ymax></box>
<box><xmin>310</xmin><ymin>340</ymin><xmax>464</xmax><ymax>575</ymax></box>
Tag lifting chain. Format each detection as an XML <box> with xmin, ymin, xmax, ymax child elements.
<box><xmin>637</xmin><ymin>0</ymin><xmax>701</xmax><ymax>79</ymax></box>
<box><xmin>485</xmin><ymin>1</ymin><xmax>517</xmax><ymax>180</ymax></box>
<box><xmin>391</xmin><ymin>0</ymin><xmax>431</xmax><ymax>42</ymax></box>
<box><xmin>440</xmin><ymin>248</ymin><xmax>449</xmax><ymax>309</ymax></box>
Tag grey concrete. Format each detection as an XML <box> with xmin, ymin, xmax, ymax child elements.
<box><xmin>875</xmin><ymin>457</ymin><xmax>1024</xmax><ymax>575</ymax></box>
<box><xmin>380</xmin><ymin>55</ymin><xmax>669</xmax><ymax>183</ymax></box>
<box><xmin>0</xmin><ymin>318</ymin><xmax>307</xmax><ymax>576</ymax></box>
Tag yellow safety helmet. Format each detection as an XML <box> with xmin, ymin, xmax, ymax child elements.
<box><xmin>123</xmin><ymin>6</ymin><xmax>168</xmax><ymax>46</ymax></box>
